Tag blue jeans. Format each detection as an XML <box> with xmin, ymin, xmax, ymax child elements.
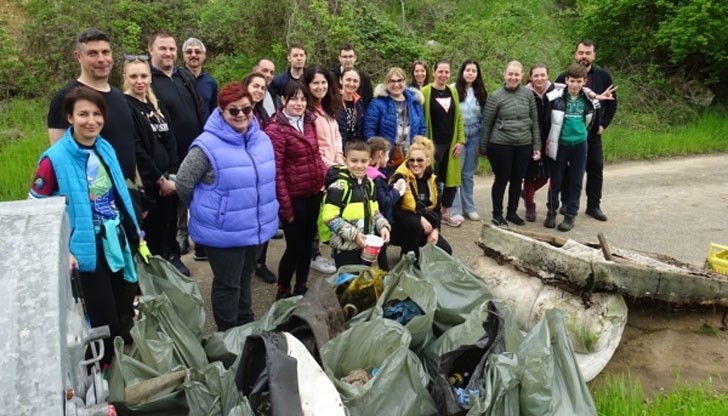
<box><xmin>451</xmin><ymin>123</ymin><xmax>481</xmax><ymax>216</ymax></box>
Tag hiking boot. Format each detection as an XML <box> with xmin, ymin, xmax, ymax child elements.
<box><xmin>193</xmin><ymin>245</ymin><xmax>208</xmax><ymax>261</ymax></box>
<box><xmin>167</xmin><ymin>255</ymin><xmax>190</xmax><ymax>276</ymax></box>
<box><xmin>544</xmin><ymin>211</ymin><xmax>557</xmax><ymax>229</ymax></box>
<box><xmin>491</xmin><ymin>214</ymin><xmax>508</xmax><ymax>227</ymax></box>
<box><xmin>506</xmin><ymin>212</ymin><xmax>526</xmax><ymax>226</ymax></box>
<box><xmin>558</xmin><ymin>215</ymin><xmax>575</xmax><ymax>232</ymax></box>
<box><xmin>525</xmin><ymin>203</ymin><xmax>537</xmax><ymax>222</ymax></box>
<box><xmin>255</xmin><ymin>264</ymin><xmax>277</xmax><ymax>284</ymax></box>
<box><xmin>586</xmin><ymin>207</ymin><xmax>608</xmax><ymax>222</ymax></box>
<box><xmin>310</xmin><ymin>255</ymin><xmax>336</xmax><ymax>274</ymax></box>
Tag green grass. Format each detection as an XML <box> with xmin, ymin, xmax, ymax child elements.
<box><xmin>0</xmin><ymin>98</ymin><xmax>49</xmax><ymax>201</ymax></box>
<box><xmin>592</xmin><ymin>373</ymin><xmax>728</xmax><ymax>415</ymax></box>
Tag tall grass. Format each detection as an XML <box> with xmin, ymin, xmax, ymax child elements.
<box><xmin>592</xmin><ymin>373</ymin><xmax>728</xmax><ymax>415</ymax></box>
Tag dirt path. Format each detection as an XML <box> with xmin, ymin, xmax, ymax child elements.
<box><xmin>185</xmin><ymin>153</ymin><xmax>728</xmax><ymax>395</ymax></box>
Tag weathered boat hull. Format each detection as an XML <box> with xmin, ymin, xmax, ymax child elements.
<box><xmin>478</xmin><ymin>224</ymin><xmax>728</xmax><ymax>306</ymax></box>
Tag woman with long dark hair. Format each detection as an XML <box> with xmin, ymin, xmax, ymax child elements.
<box><xmin>451</xmin><ymin>59</ymin><xmax>488</xmax><ymax>221</ymax></box>
<box><xmin>264</xmin><ymin>81</ymin><xmax>327</xmax><ymax>298</ymax></box>
<box><xmin>409</xmin><ymin>60</ymin><xmax>430</xmax><ymax>90</ymax></box>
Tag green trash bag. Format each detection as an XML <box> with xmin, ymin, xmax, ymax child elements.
<box><xmin>418</xmin><ymin>244</ymin><xmax>494</xmax><ymax>334</ymax></box>
<box><xmin>320</xmin><ymin>319</ymin><xmax>438</xmax><ymax>416</ymax></box>
<box><xmin>369</xmin><ymin>252</ymin><xmax>437</xmax><ymax>350</ymax></box>
<box><xmin>183</xmin><ymin>358</ymin><xmax>254</xmax><ymax>416</ymax></box>
<box><xmin>423</xmin><ymin>302</ymin><xmax>505</xmax><ymax>415</ymax></box>
<box><xmin>515</xmin><ymin>309</ymin><xmax>597</xmax><ymax>416</ymax></box>
<box><xmin>136</xmin><ymin>255</ymin><xmax>205</xmax><ymax>339</ymax></box>
<box><xmin>204</xmin><ymin>296</ymin><xmax>302</xmax><ymax>368</ymax></box>
<box><xmin>325</xmin><ymin>264</ymin><xmax>376</xmax><ymax>324</ymax></box>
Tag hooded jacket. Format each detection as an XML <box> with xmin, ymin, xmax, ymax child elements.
<box><xmin>544</xmin><ymin>87</ymin><xmax>598</xmax><ymax>160</ymax></box>
<box><xmin>363</xmin><ymin>85</ymin><xmax>427</xmax><ymax>148</ymax></box>
<box><xmin>265</xmin><ymin>109</ymin><xmax>327</xmax><ymax>221</ymax></box>
<box><xmin>187</xmin><ymin>110</ymin><xmax>279</xmax><ymax>248</ymax></box>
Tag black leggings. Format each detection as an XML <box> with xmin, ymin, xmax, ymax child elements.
<box><xmin>391</xmin><ymin>215</ymin><xmax>452</xmax><ymax>260</ymax></box>
<box><xmin>487</xmin><ymin>143</ymin><xmax>532</xmax><ymax>216</ymax></box>
<box><xmin>434</xmin><ymin>143</ymin><xmax>457</xmax><ymax>208</ymax></box>
<box><xmin>278</xmin><ymin>193</ymin><xmax>322</xmax><ymax>292</ymax></box>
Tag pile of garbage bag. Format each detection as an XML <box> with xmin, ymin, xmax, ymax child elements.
<box><xmin>108</xmin><ymin>246</ymin><xmax>597</xmax><ymax>415</ymax></box>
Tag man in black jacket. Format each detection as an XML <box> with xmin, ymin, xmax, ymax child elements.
<box><xmin>269</xmin><ymin>43</ymin><xmax>306</xmax><ymax>104</ymax></box>
<box><xmin>556</xmin><ymin>39</ymin><xmax>618</xmax><ymax>222</ymax></box>
<box><xmin>148</xmin><ymin>31</ymin><xmax>206</xmax><ymax>272</ymax></box>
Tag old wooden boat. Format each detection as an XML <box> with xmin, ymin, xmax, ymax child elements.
<box><xmin>478</xmin><ymin>224</ymin><xmax>728</xmax><ymax>307</ymax></box>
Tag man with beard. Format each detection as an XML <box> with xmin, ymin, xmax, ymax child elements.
<box><xmin>253</xmin><ymin>58</ymin><xmax>277</xmax><ymax>114</ymax></box>
<box><xmin>182</xmin><ymin>37</ymin><xmax>218</xmax><ymax>119</ymax></box>
<box><xmin>269</xmin><ymin>43</ymin><xmax>306</xmax><ymax>103</ymax></box>
<box><xmin>556</xmin><ymin>39</ymin><xmax>617</xmax><ymax>222</ymax></box>
<box><xmin>148</xmin><ymin>31</ymin><xmax>206</xmax><ymax>275</ymax></box>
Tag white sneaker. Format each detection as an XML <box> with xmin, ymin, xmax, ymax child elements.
<box><xmin>466</xmin><ymin>211</ymin><xmax>481</xmax><ymax>221</ymax></box>
<box><xmin>311</xmin><ymin>255</ymin><xmax>336</xmax><ymax>274</ymax></box>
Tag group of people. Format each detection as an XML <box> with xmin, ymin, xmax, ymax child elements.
<box><xmin>29</xmin><ymin>27</ymin><xmax>617</xmax><ymax>362</ymax></box>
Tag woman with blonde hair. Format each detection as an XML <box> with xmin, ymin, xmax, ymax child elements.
<box><xmin>389</xmin><ymin>136</ymin><xmax>452</xmax><ymax>260</ymax></box>
<box><xmin>364</xmin><ymin>67</ymin><xmax>426</xmax><ymax>172</ymax></box>
<box><xmin>123</xmin><ymin>54</ymin><xmax>188</xmax><ymax>275</ymax></box>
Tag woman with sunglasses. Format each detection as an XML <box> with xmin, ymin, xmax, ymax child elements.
<box><xmin>389</xmin><ymin>136</ymin><xmax>452</xmax><ymax>260</ymax></box>
<box><xmin>176</xmin><ymin>83</ymin><xmax>279</xmax><ymax>331</ymax></box>
<box><xmin>363</xmin><ymin>67</ymin><xmax>426</xmax><ymax>173</ymax></box>
<box><xmin>123</xmin><ymin>55</ymin><xmax>187</xmax><ymax>274</ymax></box>
<box><xmin>264</xmin><ymin>80</ymin><xmax>327</xmax><ymax>299</ymax></box>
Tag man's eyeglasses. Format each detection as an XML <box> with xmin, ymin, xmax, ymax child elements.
<box><xmin>408</xmin><ymin>158</ymin><xmax>426</xmax><ymax>164</ymax></box>
<box><xmin>124</xmin><ymin>54</ymin><xmax>149</xmax><ymax>62</ymax></box>
<box><xmin>185</xmin><ymin>49</ymin><xmax>204</xmax><ymax>55</ymax></box>
<box><xmin>388</xmin><ymin>78</ymin><xmax>404</xmax><ymax>85</ymax></box>
<box><xmin>227</xmin><ymin>106</ymin><xmax>253</xmax><ymax>117</ymax></box>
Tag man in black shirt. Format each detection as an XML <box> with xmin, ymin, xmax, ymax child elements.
<box><xmin>148</xmin><ymin>31</ymin><xmax>206</xmax><ymax>268</ymax></box>
<box><xmin>269</xmin><ymin>43</ymin><xmax>307</xmax><ymax>104</ymax></box>
<box><xmin>556</xmin><ymin>39</ymin><xmax>618</xmax><ymax>222</ymax></box>
<box><xmin>47</xmin><ymin>28</ymin><xmax>136</xmax><ymax>182</ymax></box>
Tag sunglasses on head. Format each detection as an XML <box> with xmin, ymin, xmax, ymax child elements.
<box><xmin>226</xmin><ymin>106</ymin><xmax>253</xmax><ymax>117</ymax></box>
<box><xmin>124</xmin><ymin>54</ymin><xmax>149</xmax><ymax>62</ymax></box>
<box><xmin>408</xmin><ymin>157</ymin><xmax>426</xmax><ymax>164</ymax></box>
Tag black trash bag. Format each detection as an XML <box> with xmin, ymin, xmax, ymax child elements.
<box><xmin>236</xmin><ymin>332</ymin><xmax>345</xmax><ymax>416</ymax></box>
<box><xmin>276</xmin><ymin>279</ymin><xmax>347</xmax><ymax>361</ymax></box>
<box><xmin>425</xmin><ymin>302</ymin><xmax>506</xmax><ymax>416</ymax></box>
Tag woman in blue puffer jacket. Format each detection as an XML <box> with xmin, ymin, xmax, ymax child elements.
<box><xmin>176</xmin><ymin>83</ymin><xmax>278</xmax><ymax>331</ymax></box>
<box><xmin>364</xmin><ymin>67</ymin><xmax>426</xmax><ymax>173</ymax></box>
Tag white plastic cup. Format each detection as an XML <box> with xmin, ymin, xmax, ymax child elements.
<box><xmin>360</xmin><ymin>234</ymin><xmax>384</xmax><ymax>263</ymax></box>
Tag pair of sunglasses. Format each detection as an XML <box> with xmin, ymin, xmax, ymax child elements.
<box><xmin>124</xmin><ymin>54</ymin><xmax>149</xmax><ymax>62</ymax></box>
<box><xmin>227</xmin><ymin>106</ymin><xmax>253</xmax><ymax>117</ymax></box>
<box><xmin>408</xmin><ymin>158</ymin><xmax>426</xmax><ymax>164</ymax></box>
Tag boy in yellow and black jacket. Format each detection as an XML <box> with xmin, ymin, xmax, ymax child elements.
<box><xmin>320</xmin><ymin>140</ymin><xmax>391</xmax><ymax>268</ymax></box>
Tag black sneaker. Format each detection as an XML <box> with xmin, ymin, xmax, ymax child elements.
<box><xmin>193</xmin><ymin>245</ymin><xmax>208</xmax><ymax>261</ymax></box>
<box><xmin>505</xmin><ymin>212</ymin><xmax>525</xmax><ymax>226</ymax></box>
<box><xmin>167</xmin><ymin>255</ymin><xmax>190</xmax><ymax>276</ymax></box>
<box><xmin>491</xmin><ymin>215</ymin><xmax>508</xmax><ymax>227</ymax></box>
<box><xmin>585</xmin><ymin>207</ymin><xmax>608</xmax><ymax>222</ymax></box>
<box><xmin>544</xmin><ymin>211</ymin><xmax>557</xmax><ymax>229</ymax></box>
<box><xmin>275</xmin><ymin>284</ymin><xmax>291</xmax><ymax>300</ymax></box>
<box><xmin>558</xmin><ymin>215</ymin><xmax>575</xmax><ymax>231</ymax></box>
<box><xmin>293</xmin><ymin>285</ymin><xmax>308</xmax><ymax>296</ymax></box>
<box><xmin>255</xmin><ymin>264</ymin><xmax>277</xmax><ymax>284</ymax></box>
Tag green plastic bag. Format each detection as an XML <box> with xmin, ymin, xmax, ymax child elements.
<box><xmin>320</xmin><ymin>319</ymin><xmax>438</xmax><ymax>416</ymax></box>
<box><xmin>136</xmin><ymin>256</ymin><xmax>205</xmax><ymax>339</ymax></box>
<box><xmin>204</xmin><ymin>296</ymin><xmax>302</xmax><ymax>368</ymax></box>
<box><xmin>369</xmin><ymin>252</ymin><xmax>437</xmax><ymax>350</ymax></box>
<box><xmin>183</xmin><ymin>358</ymin><xmax>254</xmax><ymax>416</ymax></box>
<box><xmin>418</xmin><ymin>244</ymin><xmax>494</xmax><ymax>333</ymax></box>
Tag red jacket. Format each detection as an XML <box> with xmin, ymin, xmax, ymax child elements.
<box><xmin>265</xmin><ymin>109</ymin><xmax>327</xmax><ymax>221</ymax></box>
